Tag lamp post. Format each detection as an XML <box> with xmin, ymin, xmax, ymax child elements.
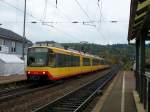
<box><xmin>22</xmin><ymin>0</ymin><xmax>27</xmax><ymax>60</ymax></box>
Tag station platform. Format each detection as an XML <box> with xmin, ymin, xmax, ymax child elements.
<box><xmin>92</xmin><ymin>71</ymin><xmax>137</xmax><ymax>112</ymax></box>
<box><xmin>0</xmin><ymin>75</ymin><xmax>26</xmax><ymax>84</ymax></box>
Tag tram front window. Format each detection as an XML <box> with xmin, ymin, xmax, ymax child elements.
<box><xmin>27</xmin><ymin>48</ymin><xmax>48</xmax><ymax>66</ymax></box>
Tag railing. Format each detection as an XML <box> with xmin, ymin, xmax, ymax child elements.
<box><xmin>135</xmin><ymin>71</ymin><xmax>150</xmax><ymax>112</ymax></box>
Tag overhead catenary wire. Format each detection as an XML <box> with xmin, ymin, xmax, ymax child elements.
<box><xmin>0</xmin><ymin>0</ymin><xmax>80</xmax><ymax>41</ymax></box>
<box><xmin>47</xmin><ymin>0</ymin><xmax>72</xmax><ymax>22</ymax></box>
<box><xmin>0</xmin><ymin>0</ymin><xmax>123</xmax><ymax>45</ymax></box>
<box><xmin>95</xmin><ymin>0</ymin><xmax>108</xmax><ymax>44</ymax></box>
<box><xmin>56</xmin><ymin>0</ymin><xmax>57</xmax><ymax>8</ymax></box>
<box><xmin>97</xmin><ymin>0</ymin><xmax>102</xmax><ymax>26</ymax></box>
<box><xmin>0</xmin><ymin>0</ymin><xmax>39</xmax><ymax>21</ymax></box>
<box><xmin>41</xmin><ymin>0</ymin><xmax>88</xmax><ymax>41</ymax></box>
<box><xmin>0</xmin><ymin>20</ymin><xmax>127</xmax><ymax>24</ymax></box>
<box><xmin>0</xmin><ymin>0</ymin><xmax>124</xmax><ymax>24</ymax></box>
<box><xmin>74</xmin><ymin>0</ymin><xmax>94</xmax><ymax>23</ymax></box>
<box><xmin>40</xmin><ymin>0</ymin><xmax>48</xmax><ymax>21</ymax></box>
<box><xmin>42</xmin><ymin>22</ymin><xmax>79</xmax><ymax>42</ymax></box>
<box><xmin>42</xmin><ymin>0</ymin><xmax>102</xmax><ymax>41</ymax></box>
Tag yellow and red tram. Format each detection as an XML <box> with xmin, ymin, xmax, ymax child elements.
<box><xmin>26</xmin><ymin>46</ymin><xmax>109</xmax><ymax>81</ymax></box>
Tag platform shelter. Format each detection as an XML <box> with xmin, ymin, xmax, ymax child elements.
<box><xmin>128</xmin><ymin>0</ymin><xmax>150</xmax><ymax>111</ymax></box>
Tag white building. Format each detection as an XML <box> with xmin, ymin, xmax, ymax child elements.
<box><xmin>0</xmin><ymin>27</ymin><xmax>32</xmax><ymax>76</ymax></box>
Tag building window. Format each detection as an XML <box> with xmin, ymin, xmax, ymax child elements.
<box><xmin>0</xmin><ymin>39</ymin><xmax>5</xmax><ymax>45</ymax></box>
<box><xmin>11</xmin><ymin>41</ymin><xmax>16</xmax><ymax>52</ymax></box>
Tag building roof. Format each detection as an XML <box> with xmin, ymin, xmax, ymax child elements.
<box><xmin>128</xmin><ymin>0</ymin><xmax>150</xmax><ymax>41</ymax></box>
<box><xmin>0</xmin><ymin>27</ymin><xmax>32</xmax><ymax>44</ymax></box>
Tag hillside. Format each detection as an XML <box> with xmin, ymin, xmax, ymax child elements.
<box><xmin>61</xmin><ymin>43</ymin><xmax>136</xmax><ymax>70</ymax></box>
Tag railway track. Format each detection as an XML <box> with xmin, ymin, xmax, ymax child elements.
<box><xmin>33</xmin><ymin>66</ymin><xmax>119</xmax><ymax>112</ymax></box>
<box><xmin>0</xmin><ymin>69</ymin><xmax>109</xmax><ymax>104</ymax></box>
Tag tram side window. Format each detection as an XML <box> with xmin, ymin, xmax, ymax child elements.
<box><xmin>71</xmin><ymin>56</ymin><xmax>80</xmax><ymax>66</ymax></box>
<box><xmin>92</xmin><ymin>59</ymin><xmax>100</xmax><ymax>65</ymax></box>
<box><xmin>48</xmin><ymin>53</ymin><xmax>56</xmax><ymax>67</ymax></box>
<box><xmin>56</xmin><ymin>54</ymin><xmax>65</xmax><ymax>67</ymax></box>
<box><xmin>56</xmin><ymin>53</ymin><xmax>80</xmax><ymax>67</ymax></box>
<box><xmin>76</xmin><ymin>56</ymin><xmax>80</xmax><ymax>66</ymax></box>
<box><xmin>100</xmin><ymin>59</ymin><xmax>105</xmax><ymax>65</ymax></box>
<box><xmin>56</xmin><ymin>54</ymin><xmax>69</xmax><ymax>67</ymax></box>
<box><xmin>83</xmin><ymin>58</ymin><xmax>90</xmax><ymax>66</ymax></box>
<box><xmin>65</xmin><ymin>55</ymin><xmax>71</xmax><ymax>67</ymax></box>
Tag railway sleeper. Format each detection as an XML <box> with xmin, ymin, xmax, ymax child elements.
<box><xmin>50</xmin><ymin>107</ymin><xmax>76</xmax><ymax>111</ymax></box>
<box><xmin>65</xmin><ymin>98</ymin><xmax>86</xmax><ymax>101</ymax></box>
<box><xmin>58</xmin><ymin>102</ymin><xmax>82</xmax><ymax>105</ymax></box>
<box><xmin>56</xmin><ymin>103</ymin><xmax>81</xmax><ymax>107</ymax></box>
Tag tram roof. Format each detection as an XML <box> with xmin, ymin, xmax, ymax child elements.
<box><xmin>31</xmin><ymin>45</ymin><xmax>103</xmax><ymax>60</ymax></box>
<box><xmin>128</xmin><ymin>0</ymin><xmax>150</xmax><ymax>41</ymax></box>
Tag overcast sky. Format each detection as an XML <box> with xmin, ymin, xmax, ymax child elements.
<box><xmin>0</xmin><ymin>0</ymin><xmax>131</xmax><ymax>44</ymax></box>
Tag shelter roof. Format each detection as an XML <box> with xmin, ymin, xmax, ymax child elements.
<box><xmin>128</xmin><ymin>0</ymin><xmax>150</xmax><ymax>40</ymax></box>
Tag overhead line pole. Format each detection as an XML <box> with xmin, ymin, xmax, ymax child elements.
<box><xmin>22</xmin><ymin>0</ymin><xmax>27</xmax><ymax>60</ymax></box>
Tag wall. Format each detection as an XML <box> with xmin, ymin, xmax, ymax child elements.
<box><xmin>0</xmin><ymin>37</ymin><xmax>28</xmax><ymax>55</ymax></box>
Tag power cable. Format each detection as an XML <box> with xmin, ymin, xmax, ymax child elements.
<box><xmin>96</xmin><ymin>0</ymin><xmax>110</xmax><ymax>44</ymax></box>
<box><xmin>97</xmin><ymin>0</ymin><xmax>102</xmax><ymax>25</ymax></box>
<box><xmin>0</xmin><ymin>0</ymin><xmax>80</xmax><ymax>41</ymax></box>
<box><xmin>47</xmin><ymin>0</ymin><xmax>72</xmax><ymax>22</ymax></box>
<box><xmin>56</xmin><ymin>0</ymin><xmax>57</xmax><ymax>8</ymax></box>
<box><xmin>74</xmin><ymin>0</ymin><xmax>93</xmax><ymax>22</ymax></box>
<box><xmin>41</xmin><ymin>0</ymin><xmax>48</xmax><ymax>21</ymax></box>
<box><xmin>0</xmin><ymin>0</ymin><xmax>38</xmax><ymax>21</ymax></box>
<box><xmin>0</xmin><ymin>0</ymin><xmax>119</xmax><ymax>44</ymax></box>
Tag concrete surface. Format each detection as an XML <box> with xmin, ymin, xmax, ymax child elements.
<box><xmin>92</xmin><ymin>71</ymin><xmax>137</xmax><ymax>112</ymax></box>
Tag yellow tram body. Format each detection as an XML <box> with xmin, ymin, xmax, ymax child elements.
<box><xmin>26</xmin><ymin>46</ymin><xmax>109</xmax><ymax>80</ymax></box>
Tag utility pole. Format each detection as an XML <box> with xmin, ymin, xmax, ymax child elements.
<box><xmin>22</xmin><ymin>0</ymin><xmax>27</xmax><ymax>60</ymax></box>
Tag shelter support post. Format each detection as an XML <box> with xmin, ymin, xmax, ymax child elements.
<box><xmin>139</xmin><ymin>34</ymin><xmax>145</xmax><ymax>104</ymax></box>
<box><xmin>136</xmin><ymin>39</ymin><xmax>140</xmax><ymax>93</ymax></box>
